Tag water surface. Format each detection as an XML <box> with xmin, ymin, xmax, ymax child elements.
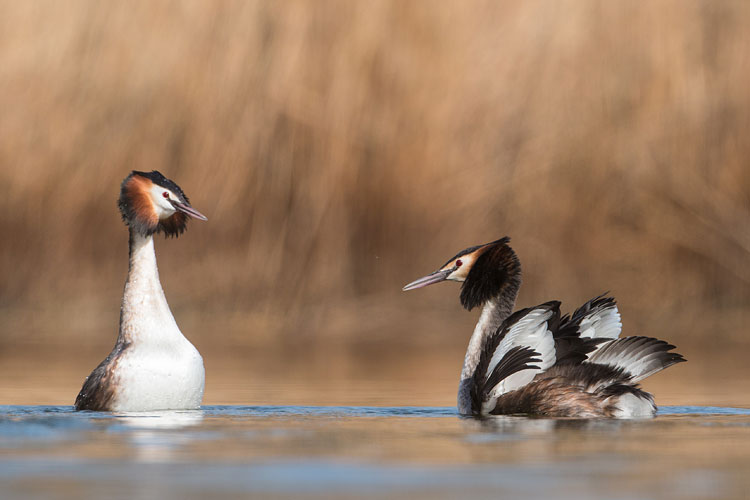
<box><xmin>1</xmin><ymin>405</ymin><xmax>750</xmax><ymax>499</ymax></box>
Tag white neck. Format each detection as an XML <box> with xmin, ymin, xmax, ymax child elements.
<box><xmin>457</xmin><ymin>298</ymin><xmax>515</xmax><ymax>414</ymax></box>
<box><xmin>117</xmin><ymin>230</ymin><xmax>184</xmax><ymax>346</ymax></box>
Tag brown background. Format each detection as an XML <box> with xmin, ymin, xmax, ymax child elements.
<box><xmin>1</xmin><ymin>1</ymin><xmax>748</xmax><ymax>407</ymax></box>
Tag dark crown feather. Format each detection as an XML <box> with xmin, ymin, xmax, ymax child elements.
<box><xmin>459</xmin><ymin>237</ymin><xmax>521</xmax><ymax>310</ymax></box>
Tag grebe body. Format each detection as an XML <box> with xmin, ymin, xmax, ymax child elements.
<box><xmin>75</xmin><ymin>171</ymin><xmax>207</xmax><ymax>412</ymax></box>
<box><xmin>403</xmin><ymin>237</ymin><xmax>685</xmax><ymax>418</ymax></box>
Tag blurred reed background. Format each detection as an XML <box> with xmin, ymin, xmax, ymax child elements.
<box><xmin>1</xmin><ymin>0</ymin><xmax>749</xmax><ymax>406</ymax></box>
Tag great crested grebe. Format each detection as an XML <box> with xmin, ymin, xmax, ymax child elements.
<box><xmin>403</xmin><ymin>237</ymin><xmax>685</xmax><ymax>418</ymax></box>
<box><xmin>75</xmin><ymin>171</ymin><xmax>208</xmax><ymax>412</ymax></box>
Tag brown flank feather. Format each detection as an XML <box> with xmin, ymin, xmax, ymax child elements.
<box><xmin>74</xmin><ymin>341</ymin><xmax>130</xmax><ymax>411</ymax></box>
<box><xmin>490</xmin><ymin>363</ymin><xmax>653</xmax><ymax>417</ymax></box>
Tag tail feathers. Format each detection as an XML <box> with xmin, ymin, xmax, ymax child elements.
<box><xmin>586</xmin><ymin>336</ymin><xmax>686</xmax><ymax>383</ymax></box>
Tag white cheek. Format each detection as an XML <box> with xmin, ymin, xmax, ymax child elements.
<box><xmin>447</xmin><ymin>266</ymin><xmax>470</xmax><ymax>282</ymax></box>
<box><xmin>155</xmin><ymin>203</ymin><xmax>176</xmax><ymax>219</ymax></box>
<box><xmin>150</xmin><ymin>187</ymin><xmax>177</xmax><ymax>219</ymax></box>
<box><xmin>446</xmin><ymin>255</ymin><xmax>477</xmax><ymax>281</ymax></box>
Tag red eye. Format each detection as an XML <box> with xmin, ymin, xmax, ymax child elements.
<box><xmin>456</xmin><ymin>259</ymin><xmax>463</xmax><ymax>267</ymax></box>
<box><xmin>162</xmin><ymin>192</ymin><xmax>169</xmax><ymax>198</ymax></box>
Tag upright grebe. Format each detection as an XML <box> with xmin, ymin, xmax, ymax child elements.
<box><xmin>75</xmin><ymin>171</ymin><xmax>208</xmax><ymax>412</ymax></box>
<box><xmin>403</xmin><ymin>237</ymin><xmax>685</xmax><ymax>418</ymax></box>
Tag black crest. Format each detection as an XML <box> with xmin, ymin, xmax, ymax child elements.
<box><xmin>133</xmin><ymin>170</ymin><xmax>190</xmax><ymax>204</ymax></box>
<box><xmin>459</xmin><ymin>237</ymin><xmax>521</xmax><ymax>311</ymax></box>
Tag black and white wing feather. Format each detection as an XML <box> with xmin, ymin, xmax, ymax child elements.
<box><xmin>471</xmin><ymin>302</ymin><xmax>559</xmax><ymax>415</ymax></box>
<box><xmin>554</xmin><ymin>294</ymin><xmax>622</xmax><ymax>365</ymax></box>
<box><xmin>585</xmin><ymin>336</ymin><xmax>686</xmax><ymax>382</ymax></box>
<box><xmin>559</xmin><ymin>293</ymin><xmax>622</xmax><ymax>340</ymax></box>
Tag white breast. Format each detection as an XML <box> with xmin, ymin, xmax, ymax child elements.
<box><xmin>110</xmin><ymin>340</ymin><xmax>205</xmax><ymax>412</ymax></box>
<box><xmin>108</xmin><ymin>231</ymin><xmax>205</xmax><ymax>411</ymax></box>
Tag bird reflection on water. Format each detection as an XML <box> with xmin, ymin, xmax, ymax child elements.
<box><xmin>1</xmin><ymin>405</ymin><xmax>749</xmax><ymax>499</ymax></box>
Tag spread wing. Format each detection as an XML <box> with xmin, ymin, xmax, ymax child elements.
<box><xmin>585</xmin><ymin>336</ymin><xmax>686</xmax><ymax>383</ymax></box>
<box><xmin>470</xmin><ymin>302</ymin><xmax>559</xmax><ymax>415</ymax></box>
<box><xmin>555</xmin><ymin>294</ymin><xmax>622</xmax><ymax>364</ymax></box>
<box><xmin>558</xmin><ymin>293</ymin><xmax>622</xmax><ymax>340</ymax></box>
<box><xmin>564</xmin><ymin>296</ymin><xmax>685</xmax><ymax>382</ymax></box>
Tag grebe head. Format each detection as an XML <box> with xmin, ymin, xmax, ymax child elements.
<box><xmin>118</xmin><ymin>170</ymin><xmax>207</xmax><ymax>237</ymax></box>
<box><xmin>402</xmin><ymin>237</ymin><xmax>520</xmax><ymax>310</ymax></box>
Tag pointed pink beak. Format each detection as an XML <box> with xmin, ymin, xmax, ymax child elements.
<box><xmin>402</xmin><ymin>269</ymin><xmax>452</xmax><ymax>291</ymax></box>
<box><xmin>172</xmin><ymin>201</ymin><xmax>208</xmax><ymax>221</ymax></box>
